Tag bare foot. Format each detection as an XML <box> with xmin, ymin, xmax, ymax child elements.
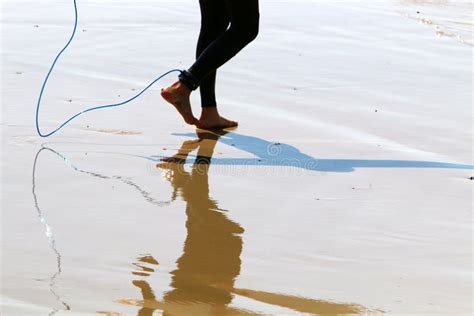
<box><xmin>197</xmin><ymin>107</ymin><xmax>238</xmax><ymax>130</ymax></box>
<box><xmin>161</xmin><ymin>81</ymin><xmax>198</xmax><ymax>125</ymax></box>
<box><xmin>197</xmin><ymin>116</ymin><xmax>238</xmax><ymax>129</ymax></box>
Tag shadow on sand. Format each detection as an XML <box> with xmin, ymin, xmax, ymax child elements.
<box><xmin>138</xmin><ymin>130</ymin><xmax>473</xmax><ymax>173</ymax></box>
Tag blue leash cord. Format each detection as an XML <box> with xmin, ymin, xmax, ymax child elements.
<box><xmin>35</xmin><ymin>0</ymin><xmax>182</xmax><ymax>137</ymax></box>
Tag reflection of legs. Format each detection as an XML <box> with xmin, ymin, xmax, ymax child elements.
<box><xmin>132</xmin><ymin>280</ymin><xmax>157</xmax><ymax>316</ymax></box>
<box><xmin>162</xmin><ymin>134</ymin><xmax>243</xmax><ymax>307</ymax></box>
<box><xmin>155</xmin><ymin>131</ymin><xmax>241</xmax><ymax>307</ymax></box>
<box><xmin>157</xmin><ymin>131</ymin><xmax>222</xmax><ymax>167</ymax></box>
<box><xmin>159</xmin><ymin>139</ymin><xmax>201</xmax><ymax>164</ymax></box>
<box><xmin>130</xmin><ymin>255</ymin><xmax>161</xmax><ymax>316</ymax></box>
<box><xmin>195</xmin><ymin>131</ymin><xmax>221</xmax><ymax>160</ymax></box>
<box><xmin>156</xmin><ymin>141</ymin><xmax>196</xmax><ymax>199</ymax></box>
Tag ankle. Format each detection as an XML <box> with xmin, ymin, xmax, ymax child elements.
<box><xmin>200</xmin><ymin>107</ymin><xmax>219</xmax><ymax>119</ymax></box>
<box><xmin>174</xmin><ymin>81</ymin><xmax>191</xmax><ymax>95</ymax></box>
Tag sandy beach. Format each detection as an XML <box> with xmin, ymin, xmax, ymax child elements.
<box><xmin>1</xmin><ymin>0</ymin><xmax>473</xmax><ymax>315</ymax></box>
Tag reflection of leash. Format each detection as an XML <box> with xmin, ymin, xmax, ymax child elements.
<box><xmin>34</xmin><ymin>145</ymin><xmax>173</xmax><ymax>207</ymax></box>
<box><xmin>32</xmin><ymin>148</ymin><xmax>71</xmax><ymax>315</ymax></box>
<box><xmin>31</xmin><ymin>145</ymin><xmax>175</xmax><ymax>312</ymax></box>
<box><xmin>35</xmin><ymin>0</ymin><xmax>183</xmax><ymax>137</ymax></box>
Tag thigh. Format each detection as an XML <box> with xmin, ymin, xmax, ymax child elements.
<box><xmin>199</xmin><ymin>0</ymin><xmax>230</xmax><ymax>29</ymax></box>
<box><xmin>225</xmin><ymin>0</ymin><xmax>259</xmax><ymax>25</ymax></box>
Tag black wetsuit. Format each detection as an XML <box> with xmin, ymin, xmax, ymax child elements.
<box><xmin>178</xmin><ymin>0</ymin><xmax>260</xmax><ymax>107</ymax></box>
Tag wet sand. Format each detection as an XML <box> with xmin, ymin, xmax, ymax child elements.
<box><xmin>1</xmin><ymin>0</ymin><xmax>473</xmax><ymax>315</ymax></box>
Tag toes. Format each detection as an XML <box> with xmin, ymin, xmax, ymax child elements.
<box><xmin>223</xmin><ymin>118</ymin><xmax>238</xmax><ymax>127</ymax></box>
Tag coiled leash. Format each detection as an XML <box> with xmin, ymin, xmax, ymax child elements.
<box><xmin>35</xmin><ymin>0</ymin><xmax>186</xmax><ymax>137</ymax></box>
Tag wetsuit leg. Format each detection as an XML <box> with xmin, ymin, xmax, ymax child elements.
<box><xmin>179</xmin><ymin>0</ymin><xmax>260</xmax><ymax>95</ymax></box>
<box><xmin>196</xmin><ymin>0</ymin><xmax>230</xmax><ymax>108</ymax></box>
